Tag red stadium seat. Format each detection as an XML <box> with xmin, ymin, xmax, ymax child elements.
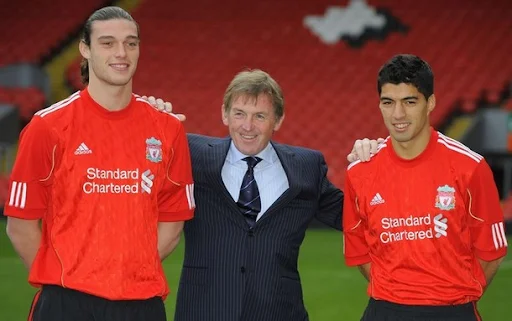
<box><xmin>65</xmin><ymin>0</ymin><xmax>512</xmax><ymax>187</ymax></box>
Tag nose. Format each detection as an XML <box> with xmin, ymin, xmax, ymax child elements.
<box><xmin>241</xmin><ymin>116</ymin><xmax>254</xmax><ymax>131</ymax></box>
<box><xmin>392</xmin><ymin>102</ymin><xmax>406</xmax><ymax>119</ymax></box>
<box><xmin>114</xmin><ymin>43</ymin><xmax>127</xmax><ymax>58</ymax></box>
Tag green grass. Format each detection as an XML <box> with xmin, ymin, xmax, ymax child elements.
<box><xmin>0</xmin><ymin>220</ymin><xmax>510</xmax><ymax>320</ymax></box>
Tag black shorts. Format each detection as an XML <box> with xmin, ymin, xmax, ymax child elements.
<box><xmin>28</xmin><ymin>285</ymin><xmax>166</xmax><ymax>321</ymax></box>
<box><xmin>361</xmin><ymin>298</ymin><xmax>482</xmax><ymax>321</ymax></box>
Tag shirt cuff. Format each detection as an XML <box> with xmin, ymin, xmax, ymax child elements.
<box><xmin>158</xmin><ymin>209</ymin><xmax>194</xmax><ymax>222</ymax></box>
<box><xmin>474</xmin><ymin>247</ymin><xmax>507</xmax><ymax>262</ymax></box>
<box><xmin>3</xmin><ymin>207</ymin><xmax>44</xmax><ymax>220</ymax></box>
<box><xmin>345</xmin><ymin>254</ymin><xmax>372</xmax><ymax>266</ymax></box>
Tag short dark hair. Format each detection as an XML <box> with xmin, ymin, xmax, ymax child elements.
<box><xmin>80</xmin><ymin>6</ymin><xmax>139</xmax><ymax>84</ymax></box>
<box><xmin>377</xmin><ymin>54</ymin><xmax>434</xmax><ymax>100</ymax></box>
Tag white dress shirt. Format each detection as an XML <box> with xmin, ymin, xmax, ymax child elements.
<box><xmin>221</xmin><ymin>142</ymin><xmax>289</xmax><ymax>221</ymax></box>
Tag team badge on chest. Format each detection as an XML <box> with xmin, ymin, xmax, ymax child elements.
<box><xmin>435</xmin><ymin>185</ymin><xmax>456</xmax><ymax>211</ymax></box>
<box><xmin>146</xmin><ymin>137</ymin><xmax>163</xmax><ymax>163</ymax></box>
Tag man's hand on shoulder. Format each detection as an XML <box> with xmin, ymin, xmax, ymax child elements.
<box><xmin>347</xmin><ymin>138</ymin><xmax>385</xmax><ymax>163</ymax></box>
<box><xmin>141</xmin><ymin>96</ymin><xmax>186</xmax><ymax>122</ymax></box>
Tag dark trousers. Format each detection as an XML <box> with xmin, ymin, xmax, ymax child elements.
<box><xmin>28</xmin><ymin>285</ymin><xmax>166</xmax><ymax>321</ymax></box>
<box><xmin>361</xmin><ymin>298</ymin><xmax>482</xmax><ymax>321</ymax></box>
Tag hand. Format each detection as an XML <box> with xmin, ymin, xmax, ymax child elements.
<box><xmin>347</xmin><ymin>138</ymin><xmax>385</xmax><ymax>163</ymax></box>
<box><xmin>141</xmin><ymin>96</ymin><xmax>186</xmax><ymax>122</ymax></box>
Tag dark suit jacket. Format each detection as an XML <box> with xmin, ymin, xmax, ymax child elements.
<box><xmin>174</xmin><ymin>134</ymin><xmax>343</xmax><ymax>321</ymax></box>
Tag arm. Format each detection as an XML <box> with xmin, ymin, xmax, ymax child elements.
<box><xmin>157</xmin><ymin>121</ymin><xmax>195</xmax><ymax>260</ymax></box>
<box><xmin>3</xmin><ymin>116</ymin><xmax>55</xmax><ymax>270</ymax></box>
<box><xmin>315</xmin><ymin>153</ymin><xmax>343</xmax><ymax>230</ymax></box>
<box><xmin>342</xmin><ymin>171</ymin><xmax>371</xmax><ymax>278</ymax></box>
<box><xmin>478</xmin><ymin>257</ymin><xmax>504</xmax><ymax>287</ymax></box>
<box><xmin>6</xmin><ymin>218</ymin><xmax>41</xmax><ymax>269</ymax></box>
<box><xmin>467</xmin><ymin>160</ymin><xmax>508</xmax><ymax>292</ymax></box>
<box><xmin>358</xmin><ymin>262</ymin><xmax>371</xmax><ymax>282</ymax></box>
<box><xmin>157</xmin><ymin>221</ymin><xmax>184</xmax><ymax>261</ymax></box>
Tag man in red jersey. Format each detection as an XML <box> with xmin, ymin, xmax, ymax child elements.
<box><xmin>343</xmin><ymin>54</ymin><xmax>507</xmax><ymax>321</ymax></box>
<box><xmin>4</xmin><ymin>6</ymin><xmax>194</xmax><ymax>321</ymax></box>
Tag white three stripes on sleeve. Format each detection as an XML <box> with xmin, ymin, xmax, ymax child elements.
<box><xmin>185</xmin><ymin>184</ymin><xmax>196</xmax><ymax>209</ymax></box>
<box><xmin>8</xmin><ymin>181</ymin><xmax>27</xmax><ymax>209</ymax></box>
<box><xmin>491</xmin><ymin>222</ymin><xmax>508</xmax><ymax>250</ymax></box>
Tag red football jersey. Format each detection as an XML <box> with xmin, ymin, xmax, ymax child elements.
<box><xmin>4</xmin><ymin>89</ymin><xmax>195</xmax><ymax>300</ymax></box>
<box><xmin>343</xmin><ymin>128</ymin><xmax>507</xmax><ymax>305</ymax></box>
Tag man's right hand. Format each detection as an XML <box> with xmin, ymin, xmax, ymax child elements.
<box><xmin>141</xmin><ymin>96</ymin><xmax>186</xmax><ymax>122</ymax></box>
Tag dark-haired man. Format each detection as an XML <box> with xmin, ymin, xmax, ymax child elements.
<box><xmin>343</xmin><ymin>54</ymin><xmax>507</xmax><ymax>320</ymax></box>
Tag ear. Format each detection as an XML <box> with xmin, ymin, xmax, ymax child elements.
<box><xmin>79</xmin><ymin>40</ymin><xmax>91</xmax><ymax>60</ymax></box>
<box><xmin>221</xmin><ymin>104</ymin><xmax>229</xmax><ymax>126</ymax></box>
<box><xmin>273</xmin><ymin>113</ymin><xmax>285</xmax><ymax>131</ymax></box>
<box><xmin>427</xmin><ymin>94</ymin><xmax>436</xmax><ymax>115</ymax></box>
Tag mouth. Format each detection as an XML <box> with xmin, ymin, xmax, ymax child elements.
<box><xmin>240</xmin><ymin>134</ymin><xmax>257</xmax><ymax>141</ymax></box>
<box><xmin>393</xmin><ymin>123</ymin><xmax>410</xmax><ymax>132</ymax></box>
<box><xmin>109</xmin><ymin>63</ymin><xmax>130</xmax><ymax>71</ymax></box>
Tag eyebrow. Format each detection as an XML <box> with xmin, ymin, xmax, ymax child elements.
<box><xmin>380</xmin><ymin>96</ymin><xmax>418</xmax><ymax>101</ymax></box>
<box><xmin>97</xmin><ymin>35</ymin><xmax>139</xmax><ymax>41</ymax></box>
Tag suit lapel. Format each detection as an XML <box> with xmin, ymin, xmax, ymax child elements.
<box><xmin>204</xmin><ymin>137</ymin><xmax>248</xmax><ymax>228</ymax></box>
<box><xmin>256</xmin><ymin>142</ymin><xmax>301</xmax><ymax>226</ymax></box>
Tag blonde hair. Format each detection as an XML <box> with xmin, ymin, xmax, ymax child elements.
<box><xmin>223</xmin><ymin>69</ymin><xmax>284</xmax><ymax>119</ymax></box>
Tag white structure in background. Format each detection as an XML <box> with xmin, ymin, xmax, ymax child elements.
<box><xmin>304</xmin><ymin>0</ymin><xmax>387</xmax><ymax>45</ymax></box>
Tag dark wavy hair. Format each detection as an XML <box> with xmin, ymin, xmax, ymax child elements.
<box><xmin>377</xmin><ymin>54</ymin><xmax>434</xmax><ymax>100</ymax></box>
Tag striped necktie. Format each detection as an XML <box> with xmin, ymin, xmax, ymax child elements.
<box><xmin>237</xmin><ymin>156</ymin><xmax>262</xmax><ymax>227</ymax></box>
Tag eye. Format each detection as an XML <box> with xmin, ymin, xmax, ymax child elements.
<box><xmin>127</xmin><ymin>42</ymin><xmax>138</xmax><ymax>47</ymax></box>
<box><xmin>256</xmin><ymin>114</ymin><xmax>266</xmax><ymax>120</ymax></box>
<box><xmin>405</xmin><ymin>100</ymin><xmax>416</xmax><ymax>106</ymax></box>
<box><xmin>102</xmin><ymin>42</ymin><xmax>113</xmax><ymax>47</ymax></box>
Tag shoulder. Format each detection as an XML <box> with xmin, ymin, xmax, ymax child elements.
<box><xmin>273</xmin><ymin>142</ymin><xmax>323</xmax><ymax>159</ymax></box>
<box><xmin>435</xmin><ymin>131</ymin><xmax>483</xmax><ymax>168</ymax></box>
<box><xmin>134</xmin><ymin>94</ymin><xmax>182</xmax><ymax>125</ymax></box>
<box><xmin>33</xmin><ymin>91</ymin><xmax>82</xmax><ymax>123</ymax></box>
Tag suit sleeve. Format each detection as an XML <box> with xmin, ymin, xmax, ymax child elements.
<box><xmin>343</xmin><ymin>171</ymin><xmax>371</xmax><ymax>266</ymax></box>
<box><xmin>315</xmin><ymin>153</ymin><xmax>343</xmax><ymax>230</ymax></box>
<box><xmin>467</xmin><ymin>160</ymin><xmax>507</xmax><ymax>261</ymax></box>
<box><xmin>4</xmin><ymin>116</ymin><xmax>56</xmax><ymax>219</ymax></box>
<box><xmin>158</xmin><ymin>122</ymin><xmax>195</xmax><ymax>222</ymax></box>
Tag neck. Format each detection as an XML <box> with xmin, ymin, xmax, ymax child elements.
<box><xmin>87</xmin><ymin>78</ymin><xmax>133</xmax><ymax>111</ymax></box>
<box><xmin>392</xmin><ymin>126</ymin><xmax>431</xmax><ymax>160</ymax></box>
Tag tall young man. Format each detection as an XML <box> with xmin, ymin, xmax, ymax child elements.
<box><xmin>5</xmin><ymin>7</ymin><xmax>194</xmax><ymax>321</ymax></box>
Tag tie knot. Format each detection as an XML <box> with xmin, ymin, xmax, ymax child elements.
<box><xmin>243</xmin><ymin>156</ymin><xmax>262</xmax><ymax>169</ymax></box>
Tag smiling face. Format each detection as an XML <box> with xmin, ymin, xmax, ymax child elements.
<box><xmin>79</xmin><ymin>18</ymin><xmax>139</xmax><ymax>88</ymax></box>
<box><xmin>222</xmin><ymin>94</ymin><xmax>284</xmax><ymax>156</ymax></box>
<box><xmin>379</xmin><ymin>82</ymin><xmax>435</xmax><ymax>157</ymax></box>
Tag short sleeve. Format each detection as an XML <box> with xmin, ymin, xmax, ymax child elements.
<box><xmin>467</xmin><ymin>160</ymin><xmax>508</xmax><ymax>261</ymax></box>
<box><xmin>158</xmin><ymin>122</ymin><xmax>195</xmax><ymax>222</ymax></box>
<box><xmin>4</xmin><ymin>116</ymin><xmax>56</xmax><ymax>219</ymax></box>
<box><xmin>342</xmin><ymin>172</ymin><xmax>371</xmax><ymax>266</ymax></box>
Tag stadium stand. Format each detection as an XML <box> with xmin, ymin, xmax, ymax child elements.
<box><xmin>63</xmin><ymin>0</ymin><xmax>512</xmax><ymax>188</ymax></box>
<box><xmin>0</xmin><ymin>0</ymin><xmax>110</xmax><ymax>66</ymax></box>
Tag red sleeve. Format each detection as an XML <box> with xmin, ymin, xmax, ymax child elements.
<box><xmin>158</xmin><ymin>122</ymin><xmax>195</xmax><ymax>222</ymax></box>
<box><xmin>342</xmin><ymin>171</ymin><xmax>371</xmax><ymax>266</ymax></box>
<box><xmin>4</xmin><ymin>116</ymin><xmax>56</xmax><ymax>219</ymax></box>
<box><xmin>467</xmin><ymin>160</ymin><xmax>508</xmax><ymax>261</ymax></box>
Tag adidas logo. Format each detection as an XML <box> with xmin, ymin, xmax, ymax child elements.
<box><xmin>370</xmin><ymin>193</ymin><xmax>385</xmax><ymax>206</ymax></box>
<box><xmin>74</xmin><ymin>142</ymin><xmax>92</xmax><ymax>155</ymax></box>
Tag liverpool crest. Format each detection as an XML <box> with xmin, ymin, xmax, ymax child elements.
<box><xmin>146</xmin><ymin>137</ymin><xmax>162</xmax><ymax>163</ymax></box>
<box><xmin>435</xmin><ymin>185</ymin><xmax>456</xmax><ymax>211</ymax></box>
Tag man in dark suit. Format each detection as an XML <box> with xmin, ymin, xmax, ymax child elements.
<box><xmin>144</xmin><ymin>70</ymin><xmax>378</xmax><ymax>320</ymax></box>
<box><xmin>166</xmin><ymin>69</ymin><xmax>366</xmax><ymax>321</ymax></box>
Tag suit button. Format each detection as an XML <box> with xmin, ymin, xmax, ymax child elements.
<box><xmin>248</xmin><ymin>230</ymin><xmax>254</xmax><ymax>237</ymax></box>
<box><xmin>240</xmin><ymin>267</ymin><xmax>246</xmax><ymax>273</ymax></box>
